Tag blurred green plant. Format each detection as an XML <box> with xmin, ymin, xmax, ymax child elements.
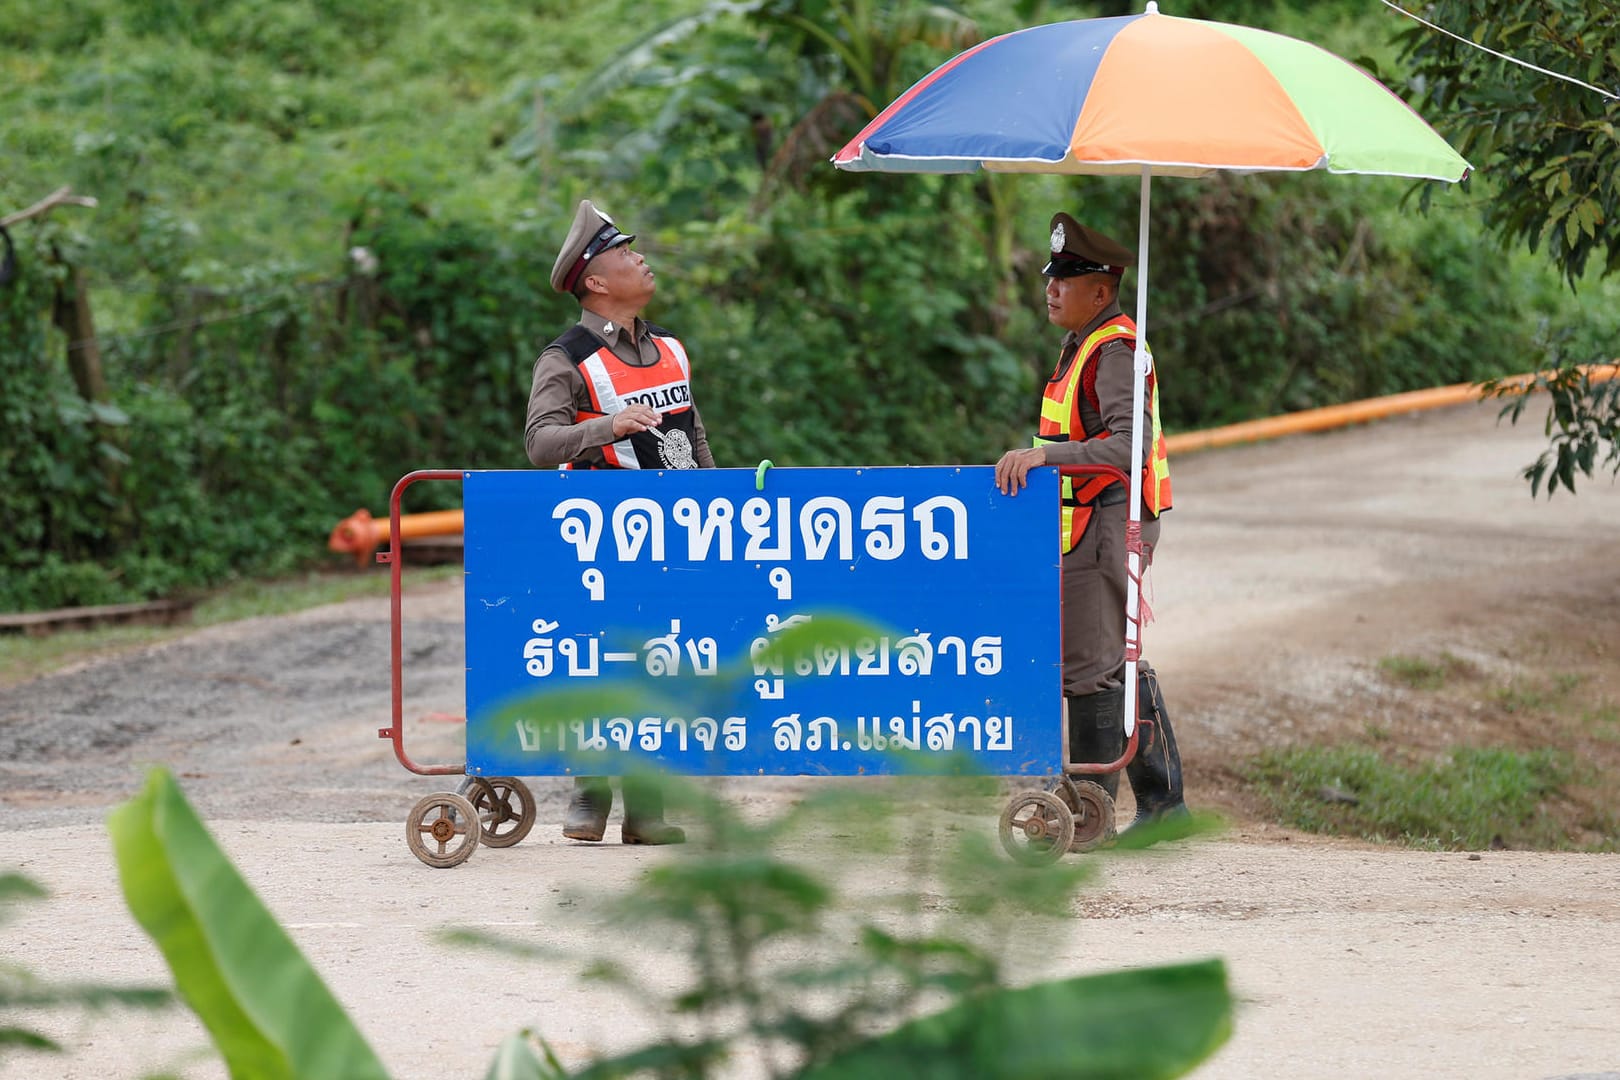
<box><xmin>0</xmin><ymin>871</ymin><xmax>170</xmax><ymax>1063</ymax></box>
<box><xmin>106</xmin><ymin>757</ymin><xmax>1229</xmax><ymax>1077</ymax></box>
<box><xmin>88</xmin><ymin>547</ymin><xmax>1229</xmax><ymax>1075</ymax></box>
<box><xmin>108</xmin><ymin>769</ymin><xmax>391</xmax><ymax>1079</ymax></box>
<box><xmin>460</xmin><ymin>599</ymin><xmax>1228</xmax><ymax>1076</ymax></box>
<box><xmin>449</xmin><ymin>769</ymin><xmax>1231</xmax><ymax>1078</ymax></box>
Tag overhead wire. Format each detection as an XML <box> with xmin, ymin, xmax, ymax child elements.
<box><xmin>1378</xmin><ymin>0</ymin><xmax>1619</xmax><ymax>101</ymax></box>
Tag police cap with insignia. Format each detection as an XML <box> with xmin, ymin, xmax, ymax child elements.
<box><xmin>1042</xmin><ymin>213</ymin><xmax>1134</xmax><ymax>279</ymax></box>
<box><xmin>550</xmin><ymin>200</ymin><xmax>636</xmax><ymax>294</ymax></box>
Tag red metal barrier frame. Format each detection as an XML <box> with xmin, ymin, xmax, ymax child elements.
<box><xmin>378</xmin><ymin>469</ymin><xmax>466</xmax><ymax>776</ymax></box>
<box><xmin>378</xmin><ymin>464</ymin><xmax>1142</xmax><ymax>780</ymax></box>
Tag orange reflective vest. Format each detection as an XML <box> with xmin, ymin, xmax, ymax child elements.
<box><xmin>1034</xmin><ymin>314</ymin><xmax>1172</xmax><ymax>552</ymax></box>
<box><xmin>551</xmin><ymin>324</ymin><xmax>701</xmax><ymax>470</ymax></box>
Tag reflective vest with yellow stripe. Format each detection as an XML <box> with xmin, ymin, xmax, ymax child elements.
<box><xmin>1035</xmin><ymin>314</ymin><xmax>1172</xmax><ymax>552</ymax></box>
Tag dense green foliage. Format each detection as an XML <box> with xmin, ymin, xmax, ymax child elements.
<box><xmin>2</xmin><ymin>0</ymin><xmax>1614</xmax><ymax>608</ymax></box>
<box><xmin>1394</xmin><ymin>0</ymin><xmax>1620</xmax><ymax>493</ymax></box>
<box><xmin>1393</xmin><ymin>0</ymin><xmax>1619</xmax><ymax>285</ymax></box>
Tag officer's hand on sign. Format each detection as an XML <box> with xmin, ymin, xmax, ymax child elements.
<box><xmin>611</xmin><ymin>403</ymin><xmax>663</xmax><ymax>437</ymax></box>
<box><xmin>994</xmin><ymin>446</ymin><xmax>1047</xmax><ymax>495</ymax></box>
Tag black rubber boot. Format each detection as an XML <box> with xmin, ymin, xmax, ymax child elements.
<box><xmin>622</xmin><ymin>777</ymin><xmax>685</xmax><ymax>846</ymax></box>
<box><xmin>1123</xmin><ymin>661</ymin><xmax>1188</xmax><ymax>834</ymax></box>
<box><xmin>1067</xmin><ymin>687</ymin><xmax>1124</xmax><ymax>800</ymax></box>
<box><xmin>563</xmin><ymin>777</ymin><xmax>611</xmax><ymax>841</ymax></box>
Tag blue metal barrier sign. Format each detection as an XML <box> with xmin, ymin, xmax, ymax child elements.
<box><xmin>463</xmin><ymin>466</ymin><xmax>1059</xmax><ymax>776</ymax></box>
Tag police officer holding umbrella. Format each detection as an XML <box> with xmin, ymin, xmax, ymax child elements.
<box><xmin>994</xmin><ymin>213</ymin><xmax>1187</xmax><ymax>841</ymax></box>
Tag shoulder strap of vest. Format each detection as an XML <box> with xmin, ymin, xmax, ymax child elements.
<box><xmin>643</xmin><ymin>321</ymin><xmax>673</xmax><ymax>339</ymax></box>
<box><xmin>1056</xmin><ymin>318</ymin><xmax>1134</xmax><ymax>386</ymax></box>
<box><xmin>1079</xmin><ymin>316</ymin><xmax>1138</xmax><ymax>392</ymax></box>
<box><xmin>549</xmin><ymin>325</ymin><xmax>602</xmax><ymax>366</ymax></box>
<box><xmin>1081</xmin><ymin>316</ymin><xmax>1136</xmax><ymax>357</ymax></box>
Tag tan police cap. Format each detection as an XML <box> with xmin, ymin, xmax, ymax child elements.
<box><xmin>1042</xmin><ymin>213</ymin><xmax>1134</xmax><ymax>278</ymax></box>
<box><xmin>550</xmin><ymin>200</ymin><xmax>635</xmax><ymax>294</ymax></box>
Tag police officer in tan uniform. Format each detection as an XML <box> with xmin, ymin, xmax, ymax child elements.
<box><xmin>994</xmin><ymin>214</ymin><xmax>1187</xmax><ymax>838</ymax></box>
<box><xmin>525</xmin><ymin>199</ymin><xmax>715</xmax><ymax>845</ymax></box>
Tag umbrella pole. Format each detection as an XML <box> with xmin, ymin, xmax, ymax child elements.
<box><xmin>1123</xmin><ymin>165</ymin><xmax>1151</xmax><ymax>738</ymax></box>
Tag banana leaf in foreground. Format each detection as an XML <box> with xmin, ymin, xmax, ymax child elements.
<box><xmin>108</xmin><ymin>769</ymin><xmax>390</xmax><ymax>1080</ymax></box>
<box><xmin>799</xmin><ymin>958</ymin><xmax>1231</xmax><ymax>1080</ymax></box>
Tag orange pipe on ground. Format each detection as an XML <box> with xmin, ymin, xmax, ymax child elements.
<box><xmin>327</xmin><ymin>507</ymin><xmax>465</xmax><ymax>566</ymax></box>
<box><xmin>1165</xmin><ymin>363</ymin><xmax>1617</xmax><ymax>456</ymax></box>
<box><xmin>323</xmin><ymin>364</ymin><xmax>1617</xmax><ymax>560</ymax></box>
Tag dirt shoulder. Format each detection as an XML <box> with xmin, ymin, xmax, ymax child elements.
<box><xmin>1152</xmin><ymin>405</ymin><xmax>1620</xmax><ymax>839</ymax></box>
<box><xmin>2</xmin><ymin>403</ymin><xmax>1619</xmax><ymax>1079</ymax></box>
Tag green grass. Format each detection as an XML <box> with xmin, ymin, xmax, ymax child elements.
<box><xmin>0</xmin><ymin>565</ymin><xmax>459</xmax><ymax>686</ymax></box>
<box><xmin>1245</xmin><ymin>744</ymin><xmax>1581</xmax><ymax>851</ymax></box>
<box><xmin>1491</xmin><ymin>673</ymin><xmax>1586</xmax><ymax>714</ymax></box>
<box><xmin>1376</xmin><ymin>651</ymin><xmax>1472</xmax><ymax>691</ymax></box>
<box><xmin>1584</xmin><ymin>701</ymin><xmax>1620</xmax><ymax>743</ymax></box>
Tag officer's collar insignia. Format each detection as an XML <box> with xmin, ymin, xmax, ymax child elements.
<box><xmin>1050</xmin><ymin>222</ymin><xmax>1066</xmax><ymax>253</ymax></box>
<box><xmin>602</xmin><ymin>321</ymin><xmax>615</xmax><ymax>334</ymax></box>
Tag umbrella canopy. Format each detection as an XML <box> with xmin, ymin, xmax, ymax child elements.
<box><xmin>833</xmin><ymin>5</ymin><xmax>1470</xmax><ymax>182</ymax></box>
<box><xmin>831</xmin><ymin>3</ymin><xmax>1470</xmax><ymax>740</ymax></box>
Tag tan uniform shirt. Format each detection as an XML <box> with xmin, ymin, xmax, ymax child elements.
<box><xmin>523</xmin><ymin>309</ymin><xmax>716</xmax><ymax>469</ymax></box>
<box><xmin>1047</xmin><ymin>301</ymin><xmax>1162</xmax><ymax>696</ymax></box>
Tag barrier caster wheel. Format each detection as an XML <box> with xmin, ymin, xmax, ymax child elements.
<box><xmin>406</xmin><ymin>792</ymin><xmax>480</xmax><ymax>868</ymax></box>
<box><xmin>998</xmin><ymin>790</ymin><xmax>1074</xmax><ymax>866</ymax></box>
<box><xmin>458</xmin><ymin>776</ymin><xmax>536</xmax><ymax>849</ymax></box>
<box><xmin>1056</xmin><ymin>779</ymin><xmax>1116</xmax><ymax>853</ymax></box>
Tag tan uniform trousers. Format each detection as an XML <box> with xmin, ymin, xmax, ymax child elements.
<box><xmin>1061</xmin><ymin>501</ymin><xmax>1161</xmax><ymax>697</ymax></box>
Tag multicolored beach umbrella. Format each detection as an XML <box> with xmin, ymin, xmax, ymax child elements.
<box><xmin>833</xmin><ymin>3</ymin><xmax>1469</xmax><ymax>738</ymax></box>
<box><xmin>832</xmin><ymin>4</ymin><xmax>1471</xmax><ymax>181</ymax></box>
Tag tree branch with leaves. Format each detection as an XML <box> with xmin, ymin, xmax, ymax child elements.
<box><xmin>1393</xmin><ymin>0</ymin><xmax>1620</xmax><ymax>494</ymax></box>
